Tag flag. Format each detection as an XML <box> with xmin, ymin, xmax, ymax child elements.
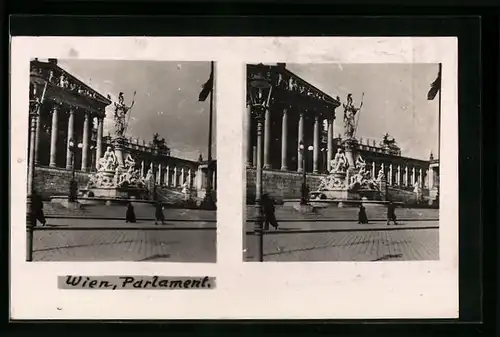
<box><xmin>427</xmin><ymin>66</ymin><xmax>441</xmax><ymax>100</ymax></box>
<box><xmin>198</xmin><ymin>69</ymin><xmax>213</xmax><ymax>102</ymax></box>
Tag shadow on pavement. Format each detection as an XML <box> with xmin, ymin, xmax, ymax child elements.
<box><xmin>34</xmin><ymin>240</ymin><xmax>181</xmax><ymax>252</ymax></box>
<box><xmin>137</xmin><ymin>254</ymin><xmax>172</xmax><ymax>261</ymax></box>
<box><xmin>372</xmin><ymin>253</ymin><xmax>404</xmax><ymax>261</ymax></box>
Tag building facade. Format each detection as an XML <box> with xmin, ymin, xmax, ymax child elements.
<box><xmin>245</xmin><ymin>63</ymin><xmax>440</xmax><ymax>203</ymax></box>
<box><xmin>29</xmin><ymin>58</ymin><xmax>214</xmax><ymax>198</ymax></box>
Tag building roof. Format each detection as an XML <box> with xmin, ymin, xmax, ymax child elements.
<box><xmin>247</xmin><ymin>63</ymin><xmax>341</xmax><ymax>115</ymax></box>
<box><xmin>30</xmin><ymin>59</ymin><xmax>112</xmax><ymax>115</ymax></box>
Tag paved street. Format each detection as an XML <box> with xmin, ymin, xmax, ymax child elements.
<box><xmin>32</xmin><ymin>205</ymin><xmax>216</xmax><ymax>262</ymax></box>
<box><xmin>244</xmin><ymin>221</ymin><xmax>439</xmax><ymax>262</ymax></box>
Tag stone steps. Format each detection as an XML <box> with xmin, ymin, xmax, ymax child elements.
<box><xmin>43</xmin><ymin>202</ymin><xmax>216</xmax><ymax>220</ymax></box>
<box><xmin>246</xmin><ymin>205</ymin><xmax>439</xmax><ymax>220</ymax></box>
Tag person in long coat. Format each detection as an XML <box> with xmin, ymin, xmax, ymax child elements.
<box><xmin>31</xmin><ymin>190</ymin><xmax>46</xmax><ymax>226</ymax></box>
<box><xmin>154</xmin><ymin>201</ymin><xmax>165</xmax><ymax>225</ymax></box>
<box><xmin>358</xmin><ymin>204</ymin><xmax>368</xmax><ymax>224</ymax></box>
<box><xmin>261</xmin><ymin>194</ymin><xmax>279</xmax><ymax>230</ymax></box>
<box><xmin>125</xmin><ymin>202</ymin><xmax>136</xmax><ymax>223</ymax></box>
<box><xmin>386</xmin><ymin>201</ymin><xmax>398</xmax><ymax>225</ymax></box>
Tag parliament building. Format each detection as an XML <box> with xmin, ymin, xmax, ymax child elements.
<box><xmin>245</xmin><ymin>63</ymin><xmax>440</xmax><ymax>204</ymax></box>
<box><xmin>29</xmin><ymin>58</ymin><xmax>215</xmax><ymax>199</ymax></box>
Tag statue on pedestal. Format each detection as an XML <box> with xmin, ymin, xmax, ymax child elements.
<box><xmin>111</xmin><ymin>91</ymin><xmax>136</xmax><ymax>138</ymax></box>
<box><xmin>98</xmin><ymin>147</ymin><xmax>118</xmax><ymax>171</ymax></box>
<box><xmin>330</xmin><ymin>148</ymin><xmax>348</xmax><ymax>174</ymax></box>
<box><xmin>342</xmin><ymin>93</ymin><xmax>363</xmax><ymax>139</ymax></box>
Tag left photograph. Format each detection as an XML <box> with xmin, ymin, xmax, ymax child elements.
<box><xmin>26</xmin><ymin>59</ymin><xmax>217</xmax><ymax>262</ymax></box>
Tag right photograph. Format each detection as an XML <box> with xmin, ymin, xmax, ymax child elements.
<box><xmin>244</xmin><ymin>63</ymin><xmax>440</xmax><ymax>262</ymax></box>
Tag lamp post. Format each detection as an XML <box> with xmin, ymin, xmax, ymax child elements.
<box><xmin>67</xmin><ymin>138</ymin><xmax>83</xmax><ymax>202</ymax></box>
<box><xmin>27</xmin><ymin>79</ymin><xmax>47</xmax><ymax>262</ymax></box>
<box><xmin>299</xmin><ymin>141</ymin><xmax>313</xmax><ymax>205</ymax></box>
<box><xmin>248</xmin><ymin>64</ymin><xmax>273</xmax><ymax>262</ymax></box>
<box><xmin>26</xmin><ymin>109</ymin><xmax>39</xmax><ymax>262</ymax></box>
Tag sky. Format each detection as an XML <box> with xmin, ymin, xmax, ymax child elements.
<box><xmin>57</xmin><ymin>59</ymin><xmax>215</xmax><ymax>161</ymax></box>
<box><xmin>287</xmin><ymin>63</ymin><xmax>441</xmax><ymax>160</ymax></box>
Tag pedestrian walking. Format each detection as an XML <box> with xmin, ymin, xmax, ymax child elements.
<box><xmin>358</xmin><ymin>204</ymin><xmax>369</xmax><ymax>224</ymax></box>
<box><xmin>125</xmin><ymin>202</ymin><xmax>136</xmax><ymax>223</ymax></box>
<box><xmin>31</xmin><ymin>190</ymin><xmax>46</xmax><ymax>226</ymax></box>
<box><xmin>261</xmin><ymin>193</ymin><xmax>279</xmax><ymax>230</ymax></box>
<box><xmin>386</xmin><ymin>201</ymin><xmax>398</xmax><ymax>225</ymax></box>
<box><xmin>154</xmin><ymin>201</ymin><xmax>165</xmax><ymax>225</ymax></box>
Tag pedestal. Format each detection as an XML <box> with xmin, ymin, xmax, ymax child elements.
<box><xmin>111</xmin><ymin>136</ymin><xmax>127</xmax><ymax>168</ymax></box>
<box><xmin>342</xmin><ymin>138</ymin><xmax>358</xmax><ymax>168</ymax></box>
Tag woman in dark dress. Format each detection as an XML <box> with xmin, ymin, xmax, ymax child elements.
<box><xmin>154</xmin><ymin>201</ymin><xmax>165</xmax><ymax>225</ymax></box>
<box><xmin>125</xmin><ymin>202</ymin><xmax>136</xmax><ymax>223</ymax></box>
<box><xmin>358</xmin><ymin>204</ymin><xmax>368</xmax><ymax>224</ymax></box>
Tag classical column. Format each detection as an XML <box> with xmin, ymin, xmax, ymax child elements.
<box><xmin>380</xmin><ymin>163</ymin><xmax>385</xmax><ymax>177</ymax></box>
<box><xmin>371</xmin><ymin>162</ymin><xmax>376</xmax><ymax>178</ymax></box>
<box><xmin>327</xmin><ymin>116</ymin><xmax>333</xmax><ymax>171</ymax></box>
<box><xmin>95</xmin><ymin>116</ymin><xmax>104</xmax><ymax>169</ymax></box>
<box><xmin>246</xmin><ymin>105</ymin><xmax>253</xmax><ymax>167</ymax></box>
<box><xmin>49</xmin><ymin>104</ymin><xmax>59</xmax><ymax>167</ymax></box>
<box><xmin>66</xmin><ymin>109</ymin><xmax>75</xmax><ymax>169</ymax></box>
<box><xmin>141</xmin><ymin>161</ymin><xmax>145</xmax><ymax>178</ymax></box>
<box><xmin>419</xmin><ymin>168</ymin><xmax>423</xmax><ymax>188</ymax></box>
<box><xmin>252</xmin><ymin>146</ymin><xmax>257</xmax><ymax>167</ymax></box>
<box><xmin>188</xmin><ymin>168</ymin><xmax>192</xmax><ymax>187</ymax></box>
<box><xmin>405</xmin><ymin>166</ymin><xmax>409</xmax><ymax>186</ymax></box>
<box><xmin>397</xmin><ymin>165</ymin><xmax>401</xmax><ymax>185</ymax></box>
<box><xmin>180</xmin><ymin>167</ymin><xmax>185</xmax><ymax>186</ymax></box>
<box><xmin>297</xmin><ymin>112</ymin><xmax>304</xmax><ymax>172</ymax></box>
<box><xmin>280</xmin><ymin>108</ymin><xmax>288</xmax><ymax>170</ymax></box>
<box><xmin>263</xmin><ymin>107</ymin><xmax>271</xmax><ymax>169</ymax></box>
<box><xmin>313</xmin><ymin>116</ymin><xmax>319</xmax><ymax>173</ymax></box>
<box><xmin>165</xmin><ymin>166</ymin><xmax>170</xmax><ymax>186</ymax></box>
<box><xmin>173</xmin><ymin>167</ymin><xmax>177</xmax><ymax>187</ymax></box>
<box><xmin>81</xmin><ymin>112</ymin><xmax>90</xmax><ymax>171</ymax></box>
<box><xmin>158</xmin><ymin>164</ymin><xmax>163</xmax><ymax>185</ymax></box>
<box><xmin>412</xmin><ymin>167</ymin><xmax>416</xmax><ymax>185</ymax></box>
<box><xmin>34</xmin><ymin>110</ymin><xmax>42</xmax><ymax>165</ymax></box>
<box><xmin>388</xmin><ymin>164</ymin><xmax>393</xmax><ymax>185</ymax></box>
<box><xmin>428</xmin><ymin>168</ymin><xmax>434</xmax><ymax>189</ymax></box>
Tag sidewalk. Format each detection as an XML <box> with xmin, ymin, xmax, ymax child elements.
<box><xmin>41</xmin><ymin>218</ymin><xmax>215</xmax><ymax>229</ymax></box>
<box><xmin>244</xmin><ymin>219</ymin><xmax>439</xmax><ymax>233</ymax></box>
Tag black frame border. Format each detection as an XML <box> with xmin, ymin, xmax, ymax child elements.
<box><xmin>5</xmin><ymin>12</ymin><xmax>495</xmax><ymax>337</ymax></box>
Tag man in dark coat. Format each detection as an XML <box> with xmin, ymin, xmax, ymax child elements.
<box><xmin>31</xmin><ymin>190</ymin><xmax>46</xmax><ymax>226</ymax></box>
<box><xmin>386</xmin><ymin>201</ymin><xmax>398</xmax><ymax>225</ymax></box>
<box><xmin>154</xmin><ymin>201</ymin><xmax>165</xmax><ymax>225</ymax></box>
<box><xmin>358</xmin><ymin>204</ymin><xmax>368</xmax><ymax>224</ymax></box>
<box><xmin>300</xmin><ymin>183</ymin><xmax>310</xmax><ymax>204</ymax></box>
<box><xmin>125</xmin><ymin>202</ymin><xmax>137</xmax><ymax>223</ymax></box>
<box><xmin>260</xmin><ymin>194</ymin><xmax>279</xmax><ymax>230</ymax></box>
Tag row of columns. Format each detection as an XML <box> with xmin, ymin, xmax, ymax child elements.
<box><xmin>140</xmin><ymin>161</ymin><xmax>196</xmax><ymax>189</ymax></box>
<box><xmin>34</xmin><ymin>102</ymin><xmax>104</xmax><ymax>172</ymax></box>
<box><xmin>370</xmin><ymin>162</ymin><xmax>430</xmax><ymax>188</ymax></box>
<box><xmin>247</xmin><ymin>105</ymin><xmax>335</xmax><ymax>173</ymax></box>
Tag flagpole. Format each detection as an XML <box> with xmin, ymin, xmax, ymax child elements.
<box><xmin>208</xmin><ymin>61</ymin><xmax>214</xmax><ymax>163</ymax></box>
<box><xmin>437</xmin><ymin>63</ymin><xmax>442</xmax><ymax>203</ymax></box>
<box><xmin>437</xmin><ymin>63</ymin><xmax>442</xmax><ymax>160</ymax></box>
<box><xmin>203</xmin><ymin>61</ymin><xmax>216</xmax><ymax>209</ymax></box>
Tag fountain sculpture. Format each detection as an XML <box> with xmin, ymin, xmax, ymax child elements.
<box><xmin>85</xmin><ymin>92</ymin><xmax>148</xmax><ymax>199</ymax></box>
<box><xmin>309</xmin><ymin>93</ymin><xmax>385</xmax><ymax>203</ymax></box>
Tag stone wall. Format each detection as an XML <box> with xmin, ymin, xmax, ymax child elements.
<box><xmin>246</xmin><ymin>168</ymin><xmax>324</xmax><ymax>203</ymax></box>
<box><xmin>246</xmin><ymin>168</ymin><xmax>429</xmax><ymax>205</ymax></box>
<box><xmin>34</xmin><ymin>166</ymin><xmax>90</xmax><ymax>200</ymax></box>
